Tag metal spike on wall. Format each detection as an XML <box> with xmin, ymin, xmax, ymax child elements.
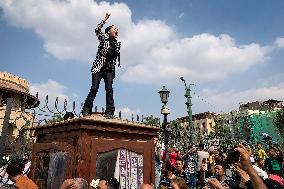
<box><xmin>95</xmin><ymin>106</ymin><xmax>98</xmax><ymax>112</ymax></box>
<box><xmin>119</xmin><ymin>111</ymin><xmax>122</xmax><ymax>119</ymax></box>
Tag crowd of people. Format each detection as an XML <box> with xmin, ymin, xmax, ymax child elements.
<box><xmin>154</xmin><ymin>140</ymin><xmax>284</xmax><ymax>189</ymax></box>
<box><xmin>0</xmin><ymin>140</ymin><xmax>283</xmax><ymax>189</ymax></box>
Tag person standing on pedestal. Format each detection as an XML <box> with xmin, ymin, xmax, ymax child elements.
<box><xmin>82</xmin><ymin>13</ymin><xmax>121</xmax><ymax>117</ymax></box>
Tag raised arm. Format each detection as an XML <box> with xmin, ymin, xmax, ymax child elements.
<box><xmin>235</xmin><ymin>144</ymin><xmax>268</xmax><ymax>189</ymax></box>
<box><xmin>95</xmin><ymin>13</ymin><xmax>110</xmax><ymax>39</ymax></box>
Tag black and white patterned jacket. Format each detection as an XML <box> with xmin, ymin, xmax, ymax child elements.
<box><xmin>91</xmin><ymin>20</ymin><xmax>121</xmax><ymax>73</ymax></box>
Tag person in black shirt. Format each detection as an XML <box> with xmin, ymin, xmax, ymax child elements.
<box><xmin>160</xmin><ymin>162</ymin><xmax>175</xmax><ymax>189</ymax></box>
<box><xmin>82</xmin><ymin>13</ymin><xmax>121</xmax><ymax>117</ymax></box>
<box><xmin>173</xmin><ymin>159</ymin><xmax>192</xmax><ymax>188</ymax></box>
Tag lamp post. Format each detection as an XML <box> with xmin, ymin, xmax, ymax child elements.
<box><xmin>180</xmin><ymin>77</ymin><xmax>195</xmax><ymax>146</ymax></box>
<box><xmin>158</xmin><ymin>86</ymin><xmax>170</xmax><ymax>160</ymax></box>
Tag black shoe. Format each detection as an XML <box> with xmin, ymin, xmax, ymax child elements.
<box><xmin>104</xmin><ymin>113</ymin><xmax>114</xmax><ymax>119</ymax></box>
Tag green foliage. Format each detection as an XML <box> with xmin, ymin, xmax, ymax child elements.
<box><xmin>167</xmin><ymin>120</ymin><xmax>189</xmax><ymax>154</ymax></box>
<box><xmin>143</xmin><ymin>115</ymin><xmax>189</xmax><ymax>153</ymax></box>
<box><xmin>274</xmin><ymin>109</ymin><xmax>284</xmax><ymax>138</ymax></box>
<box><xmin>208</xmin><ymin>116</ymin><xmax>236</xmax><ymax>152</ymax></box>
<box><xmin>46</xmin><ymin>113</ymin><xmax>64</xmax><ymax>124</ymax></box>
<box><xmin>143</xmin><ymin>115</ymin><xmax>160</xmax><ymax>126</ymax></box>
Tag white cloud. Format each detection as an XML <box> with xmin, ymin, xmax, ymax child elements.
<box><xmin>0</xmin><ymin>0</ymin><xmax>132</xmax><ymax>61</ymax></box>
<box><xmin>203</xmin><ymin>83</ymin><xmax>284</xmax><ymax>112</ymax></box>
<box><xmin>275</xmin><ymin>37</ymin><xmax>284</xmax><ymax>48</ymax></box>
<box><xmin>30</xmin><ymin>79</ymin><xmax>70</xmax><ymax>107</ymax></box>
<box><xmin>0</xmin><ymin>0</ymin><xmax>276</xmax><ymax>84</ymax></box>
<box><xmin>115</xmin><ymin>107</ymin><xmax>140</xmax><ymax>119</ymax></box>
<box><xmin>121</xmin><ymin>34</ymin><xmax>269</xmax><ymax>84</ymax></box>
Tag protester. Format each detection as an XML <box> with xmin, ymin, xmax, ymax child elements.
<box><xmin>140</xmin><ymin>183</ymin><xmax>154</xmax><ymax>189</ymax></box>
<box><xmin>5</xmin><ymin>158</ymin><xmax>38</xmax><ymax>189</ymax></box>
<box><xmin>169</xmin><ymin>146</ymin><xmax>181</xmax><ymax>168</ymax></box>
<box><xmin>82</xmin><ymin>12</ymin><xmax>121</xmax><ymax>117</ymax></box>
<box><xmin>197</xmin><ymin>144</ymin><xmax>209</xmax><ymax>173</ymax></box>
<box><xmin>256</xmin><ymin>157</ymin><xmax>266</xmax><ymax>170</ymax></box>
<box><xmin>256</xmin><ymin>142</ymin><xmax>268</xmax><ymax>160</ymax></box>
<box><xmin>0</xmin><ymin>184</ymin><xmax>19</xmax><ymax>189</ymax></box>
<box><xmin>173</xmin><ymin>159</ymin><xmax>191</xmax><ymax>188</ymax></box>
<box><xmin>171</xmin><ymin>177</ymin><xmax>189</xmax><ymax>189</ymax></box>
<box><xmin>95</xmin><ymin>177</ymin><xmax>119</xmax><ymax>189</ymax></box>
<box><xmin>234</xmin><ymin>164</ymin><xmax>254</xmax><ymax>189</ymax></box>
<box><xmin>160</xmin><ymin>162</ymin><xmax>175</xmax><ymax>189</ymax></box>
<box><xmin>235</xmin><ymin>144</ymin><xmax>268</xmax><ymax>189</ymax></box>
<box><xmin>183</xmin><ymin>145</ymin><xmax>197</xmax><ymax>189</ymax></box>
<box><xmin>60</xmin><ymin>178</ymin><xmax>88</xmax><ymax>189</ymax></box>
<box><xmin>203</xmin><ymin>164</ymin><xmax>237</xmax><ymax>189</ymax></box>
<box><xmin>251</xmin><ymin>157</ymin><xmax>269</xmax><ymax>180</ymax></box>
<box><xmin>154</xmin><ymin>137</ymin><xmax>163</xmax><ymax>189</ymax></box>
<box><xmin>265</xmin><ymin>146</ymin><xmax>284</xmax><ymax>179</ymax></box>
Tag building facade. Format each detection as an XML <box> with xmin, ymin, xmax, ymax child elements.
<box><xmin>0</xmin><ymin>71</ymin><xmax>38</xmax><ymax>153</ymax></box>
<box><xmin>236</xmin><ymin>100</ymin><xmax>283</xmax><ymax>143</ymax></box>
<box><xmin>177</xmin><ymin>111</ymin><xmax>216</xmax><ymax>143</ymax></box>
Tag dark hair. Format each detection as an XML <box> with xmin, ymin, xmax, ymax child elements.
<box><xmin>176</xmin><ymin>158</ymin><xmax>183</xmax><ymax>163</ymax></box>
<box><xmin>105</xmin><ymin>25</ymin><xmax>114</xmax><ymax>33</ymax></box>
<box><xmin>6</xmin><ymin>158</ymin><xmax>25</xmax><ymax>177</ymax></box>
<box><xmin>264</xmin><ymin>178</ymin><xmax>283</xmax><ymax>189</ymax></box>
<box><xmin>107</xmin><ymin>177</ymin><xmax>119</xmax><ymax>189</ymax></box>
<box><xmin>162</xmin><ymin>162</ymin><xmax>175</xmax><ymax>178</ymax></box>
<box><xmin>215</xmin><ymin>163</ymin><xmax>224</xmax><ymax>168</ymax></box>
<box><xmin>99</xmin><ymin>177</ymin><xmax>119</xmax><ymax>189</ymax></box>
<box><xmin>1</xmin><ymin>184</ymin><xmax>19</xmax><ymax>189</ymax></box>
<box><xmin>171</xmin><ymin>177</ymin><xmax>189</xmax><ymax>189</ymax></box>
<box><xmin>199</xmin><ymin>143</ymin><xmax>205</xmax><ymax>149</ymax></box>
<box><xmin>269</xmin><ymin>145</ymin><xmax>277</xmax><ymax>150</ymax></box>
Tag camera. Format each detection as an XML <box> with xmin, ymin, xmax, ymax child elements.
<box><xmin>226</xmin><ymin>150</ymin><xmax>240</xmax><ymax>164</ymax></box>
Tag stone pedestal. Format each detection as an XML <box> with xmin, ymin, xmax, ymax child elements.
<box><xmin>30</xmin><ymin>114</ymin><xmax>159</xmax><ymax>188</ymax></box>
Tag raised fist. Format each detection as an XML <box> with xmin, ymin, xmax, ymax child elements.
<box><xmin>104</xmin><ymin>13</ymin><xmax>111</xmax><ymax>21</ymax></box>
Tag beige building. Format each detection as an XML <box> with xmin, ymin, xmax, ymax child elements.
<box><xmin>177</xmin><ymin>111</ymin><xmax>216</xmax><ymax>142</ymax></box>
<box><xmin>239</xmin><ymin>99</ymin><xmax>283</xmax><ymax>115</ymax></box>
<box><xmin>0</xmin><ymin>71</ymin><xmax>38</xmax><ymax>138</ymax></box>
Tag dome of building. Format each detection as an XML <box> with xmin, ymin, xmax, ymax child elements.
<box><xmin>0</xmin><ymin>72</ymin><xmax>39</xmax><ymax>108</ymax></box>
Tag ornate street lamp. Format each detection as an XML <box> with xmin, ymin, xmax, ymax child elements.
<box><xmin>159</xmin><ymin>86</ymin><xmax>170</xmax><ymax>105</ymax></box>
<box><xmin>158</xmin><ymin>86</ymin><xmax>170</xmax><ymax>161</ymax></box>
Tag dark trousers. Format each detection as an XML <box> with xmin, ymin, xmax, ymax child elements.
<box><xmin>83</xmin><ymin>68</ymin><xmax>115</xmax><ymax>115</ymax></box>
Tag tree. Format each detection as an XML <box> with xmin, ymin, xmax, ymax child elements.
<box><xmin>168</xmin><ymin>120</ymin><xmax>188</xmax><ymax>153</ymax></box>
<box><xmin>45</xmin><ymin>113</ymin><xmax>64</xmax><ymax>124</ymax></box>
<box><xmin>142</xmin><ymin>115</ymin><xmax>160</xmax><ymax>126</ymax></box>
<box><xmin>274</xmin><ymin>108</ymin><xmax>284</xmax><ymax>138</ymax></box>
<box><xmin>207</xmin><ymin>116</ymin><xmax>236</xmax><ymax>152</ymax></box>
<box><xmin>142</xmin><ymin>115</ymin><xmax>163</xmax><ymax>143</ymax></box>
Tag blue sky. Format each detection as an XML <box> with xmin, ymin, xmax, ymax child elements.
<box><xmin>0</xmin><ymin>0</ymin><xmax>284</xmax><ymax>120</ymax></box>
